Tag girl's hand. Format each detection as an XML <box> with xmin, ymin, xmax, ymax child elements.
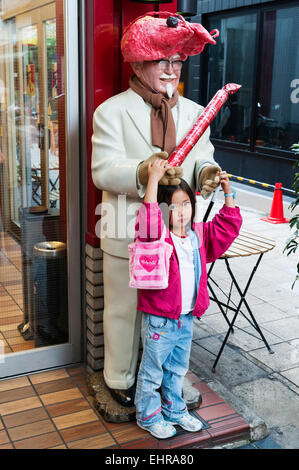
<box><xmin>148</xmin><ymin>159</ymin><xmax>171</xmax><ymax>182</ymax></box>
<box><xmin>219</xmin><ymin>171</ymin><xmax>231</xmax><ymax>194</ymax></box>
<box><xmin>219</xmin><ymin>171</ymin><xmax>235</xmax><ymax>208</ymax></box>
<box><xmin>144</xmin><ymin>159</ymin><xmax>171</xmax><ymax>203</ymax></box>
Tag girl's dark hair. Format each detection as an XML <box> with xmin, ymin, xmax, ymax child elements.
<box><xmin>157</xmin><ymin>178</ymin><xmax>196</xmax><ymax>229</ymax></box>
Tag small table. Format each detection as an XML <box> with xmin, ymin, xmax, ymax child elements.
<box><xmin>207</xmin><ymin>229</ymin><xmax>276</xmax><ymax>372</ymax></box>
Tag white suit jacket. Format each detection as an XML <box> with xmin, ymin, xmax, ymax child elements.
<box><xmin>92</xmin><ymin>88</ymin><xmax>216</xmax><ymax>258</ymax></box>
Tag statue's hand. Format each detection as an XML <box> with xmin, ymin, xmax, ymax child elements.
<box><xmin>138</xmin><ymin>152</ymin><xmax>169</xmax><ymax>186</ymax></box>
<box><xmin>138</xmin><ymin>152</ymin><xmax>183</xmax><ymax>186</ymax></box>
<box><xmin>198</xmin><ymin>165</ymin><xmax>222</xmax><ymax>199</ymax></box>
<box><xmin>158</xmin><ymin>166</ymin><xmax>183</xmax><ymax>186</ymax></box>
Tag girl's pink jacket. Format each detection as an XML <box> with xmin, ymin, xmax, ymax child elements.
<box><xmin>134</xmin><ymin>202</ymin><xmax>242</xmax><ymax>320</ymax></box>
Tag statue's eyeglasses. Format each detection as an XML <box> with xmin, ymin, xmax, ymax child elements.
<box><xmin>152</xmin><ymin>59</ymin><xmax>184</xmax><ymax>71</ymax></box>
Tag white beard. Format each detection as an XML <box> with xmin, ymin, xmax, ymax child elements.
<box><xmin>166</xmin><ymin>82</ymin><xmax>173</xmax><ymax>98</ymax></box>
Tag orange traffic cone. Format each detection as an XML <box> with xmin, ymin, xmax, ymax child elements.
<box><xmin>261</xmin><ymin>182</ymin><xmax>290</xmax><ymax>224</ymax></box>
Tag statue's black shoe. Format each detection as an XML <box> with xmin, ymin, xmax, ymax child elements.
<box><xmin>109</xmin><ymin>384</ymin><xmax>136</xmax><ymax>408</ymax></box>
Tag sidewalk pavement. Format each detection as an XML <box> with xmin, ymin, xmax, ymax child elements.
<box><xmin>190</xmin><ymin>189</ymin><xmax>299</xmax><ymax>449</ymax></box>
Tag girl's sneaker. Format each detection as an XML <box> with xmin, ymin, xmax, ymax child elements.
<box><xmin>137</xmin><ymin>419</ymin><xmax>177</xmax><ymax>439</ymax></box>
<box><xmin>164</xmin><ymin>413</ymin><xmax>203</xmax><ymax>432</ymax></box>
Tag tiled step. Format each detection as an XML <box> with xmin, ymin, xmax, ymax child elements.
<box><xmin>0</xmin><ymin>366</ymin><xmax>250</xmax><ymax>449</ymax></box>
<box><xmin>120</xmin><ymin>372</ymin><xmax>250</xmax><ymax>449</ymax></box>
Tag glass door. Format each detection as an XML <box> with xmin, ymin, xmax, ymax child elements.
<box><xmin>0</xmin><ymin>0</ymin><xmax>81</xmax><ymax>377</ymax></box>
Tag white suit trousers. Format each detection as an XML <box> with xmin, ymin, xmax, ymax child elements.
<box><xmin>103</xmin><ymin>252</ymin><xmax>141</xmax><ymax>389</ymax></box>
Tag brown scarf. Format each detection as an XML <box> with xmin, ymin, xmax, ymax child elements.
<box><xmin>129</xmin><ymin>75</ymin><xmax>178</xmax><ymax>155</ymax></box>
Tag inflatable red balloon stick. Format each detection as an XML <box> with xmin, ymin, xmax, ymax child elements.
<box><xmin>168</xmin><ymin>83</ymin><xmax>242</xmax><ymax>167</ymax></box>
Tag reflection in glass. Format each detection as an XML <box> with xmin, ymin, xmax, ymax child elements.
<box><xmin>21</xmin><ymin>24</ymin><xmax>42</xmax><ymax>211</ymax></box>
<box><xmin>46</xmin><ymin>19</ymin><xmax>60</xmax><ymax>209</ymax></box>
<box><xmin>257</xmin><ymin>7</ymin><xmax>299</xmax><ymax>150</ymax></box>
<box><xmin>207</xmin><ymin>14</ymin><xmax>257</xmax><ymax>144</ymax></box>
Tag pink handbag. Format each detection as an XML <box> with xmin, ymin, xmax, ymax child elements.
<box><xmin>128</xmin><ymin>227</ymin><xmax>173</xmax><ymax>289</ymax></box>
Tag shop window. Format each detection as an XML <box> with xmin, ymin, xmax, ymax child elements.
<box><xmin>206</xmin><ymin>4</ymin><xmax>299</xmax><ymax>152</ymax></box>
<box><xmin>257</xmin><ymin>7</ymin><xmax>299</xmax><ymax>150</ymax></box>
<box><xmin>207</xmin><ymin>13</ymin><xmax>257</xmax><ymax>145</ymax></box>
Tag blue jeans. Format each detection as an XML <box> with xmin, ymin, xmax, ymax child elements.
<box><xmin>135</xmin><ymin>312</ymin><xmax>194</xmax><ymax>427</ymax></box>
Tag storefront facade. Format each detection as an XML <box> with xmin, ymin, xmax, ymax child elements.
<box><xmin>0</xmin><ymin>0</ymin><xmax>298</xmax><ymax>380</ymax></box>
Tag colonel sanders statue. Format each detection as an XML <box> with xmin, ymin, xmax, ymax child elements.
<box><xmin>91</xmin><ymin>12</ymin><xmax>221</xmax><ymax>410</ymax></box>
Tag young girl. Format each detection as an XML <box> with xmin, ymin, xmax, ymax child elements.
<box><xmin>134</xmin><ymin>159</ymin><xmax>242</xmax><ymax>440</ymax></box>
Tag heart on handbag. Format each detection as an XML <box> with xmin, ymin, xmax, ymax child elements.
<box><xmin>139</xmin><ymin>254</ymin><xmax>159</xmax><ymax>272</ymax></box>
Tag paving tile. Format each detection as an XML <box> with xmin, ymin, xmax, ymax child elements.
<box><xmin>67</xmin><ymin>365</ymin><xmax>86</xmax><ymax>377</ymax></box>
<box><xmin>29</xmin><ymin>369</ymin><xmax>69</xmax><ymax>384</ymax></box>
<box><xmin>0</xmin><ymin>310</ymin><xmax>24</xmax><ymax>319</ymax></box>
<box><xmin>279</xmin><ymin>367</ymin><xmax>299</xmax><ymax>387</ymax></box>
<box><xmin>67</xmin><ymin>432</ymin><xmax>116</xmax><ymax>449</ymax></box>
<box><xmin>112</xmin><ymin>423</ymin><xmax>149</xmax><ymax>444</ymax></box>
<box><xmin>0</xmin><ymin>315</ymin><xmax>23</xmax><ymax>326</ymax></box>
<box><xmin>166</xmin><ymin>429</ymin><xmax>212</xmax><ymax>449</ymax></box>
<box><xmin>70</xmin><ymin>376</ymin><xmax>90</xmax><ymax>395</ymax></box>
<box><xmin>235</xmin><ymin>443</ymin><xmax>255</xmax><ymax>449</ymax></box>
<box><xmin>225</xmin><ymin>324</ymin><xmax>282</xmax><ymax>352</ymax></box>
<box><xmin>104</xmin><ymin>420</ymin><xmax>133</xmax><ymax>432</ymax></box>
<box><xmin>255</xmin><ymin>436</ymin><xmax>282</xmax><ymax>449</ymax></box>
<box><xmin>0</xmin><ymin>429</ymin><xmax>10</xmax><ymax>445</ymax></box>
<box><xmin>210</xmin><ymin>428</ymin><xmax>249</xmax><ymax>447</ymax></box>
<box><xmin>0</xmin><ymin>442</ymin><xmax>14</xmax><ymax>449</ymax></box>
<box><xmin>120</xmin><ymin>436</ymin><xmax>157</xmax><ymax>449</ymax></box>
<box><xmin>39</xmin><ymin>387</ymin><xmax>83</xmax><ymax>406</ymax></box>
<box><xmin>53</xmin><ymin>409</ymin><xmax>99</xmax><ymax>430</ymax></box>
<box><xmin>261</xmin><ymin>317</ymin><xmax>299</xmax><ymax>341</ymax></box>
<box><xmin>2</xmin><ymin>330</ymin><xmax>21</xmax><ymax>340</ymax></box>
<box><xmin>0</xmin><ymin>386</ymin><xmax>36</xmax><ymax>404</ymax></box>
<box><xmin>243</xmin><ymin>302</ymin><xmax>291</xmax><ymax>322</ymax></box>
<box><xmin>3</xmin><ymin>343</ymin><xmax>12</xmax><ymax>353</ymax></box>
<box><xmin>3</xmin><ymin>335</ymin><xmax>29</xmax><ymax>346</ymax></box>
<box><xmin>207</xmin><ymin>414</ymin><xmax>249</xmax><ymax>438</ymax></box>
<box><xmin>46</xmin><ymin>398</ymin><xmax>91</xmax><ymax>418</ymax></box>
<box><xmin>191</xmin><ymin>340</ymin><xmax>267</xmax><ymax>387</ymax></box>
<box><xmin>11</xmin><ymin>343</ymin><xmax>35</xmax><ymax>352</ymax></box>
<box><xmin>0</xmin><ymin>376</ymin><xmax>30</xmax><ymax>392</ymax></box>
<box><xmin>192</xmin><ymin>321</ymin><xmax>213</xmax><ymax>340</ymax></box>
<box><xmin>33</xmin><ymin>377</ymin><xmax>75</xmax><ymax>395</ymax></box>
<box><xmin>232</xmin><ymin>377</ymin><xmax>299</xmax><ymax>428</ymax></box>
<box><xmin>192</xmin><ymin>381</ymin><xmax>213</xmax><ymax>395</ymax></box>
<box><xmin>200</xmin><ymin>391</ymin><xmax>224</xmax><ymax>408</ymax></box>
<box><xmin>14</xmin><ymin>431</ymin><xmax>63</xmax><ymax>449</ymax></box>
<box><xmin>185</xmin><ymin>371</ymin><xmax>202</xmax><ymax>385</ymax></box>
<box><xmin>201</xmin><ymin>312</ymin><xmax>255</xmax><ymax>334</ymax></box>
<box><xmin>2</xmin><ymin>407</ymin><xmax>49</xmax><ymax>429</ymax></box>
<box><xmin>0</xmin><ymin>323</ymin><xmax>21</xmax><ymax>333</ymax></box>
<box><xmin>7</xmin><ymin>419</ymin><xmax>56</xmax><ymax>442</ymax></box>
<box><xmin>0</xmin><ymin>299</ymin><xmax>16</xmax><ymax>308</ymax></box>
<box><xmin>60</xmin><ymin>421</ymin><xmax>106</xmax><ymax>443</ymax></box>
<box><xmin>0</xmin><ymin>396</ymin><xmax>42</xmax><ymax>416</ymax></box>
<box><xmin>248</xmin><ymin>342</ymin><xmax>299</xmax><ymax>372</ymax></box>
<box><xmin>49</xmin><ymin>444</ymin><xmax>67</xmax><ymax>449</ymax></box>
<box><xmin>197</xmin><ymin>403</ymin><xmax>237</xmax><ymax>422</ymax></box>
